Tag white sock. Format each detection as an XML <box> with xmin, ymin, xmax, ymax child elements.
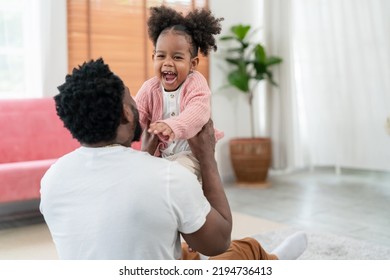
<box><xmin>271</xmin><ymin>231</ymin><xmax>308</xmax><ymax>260</ymax></box>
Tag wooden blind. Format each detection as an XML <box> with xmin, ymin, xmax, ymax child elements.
<box><xmin>67</xmin><ymin>0</ymin><xmax>209</xmax><ymax>96</ymax></box>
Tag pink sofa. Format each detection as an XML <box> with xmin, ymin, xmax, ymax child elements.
<box><xmin>0</xmin><ymin>98</ymin><xmax>80</xmax><ymax>203</ymax></box>
<box><xmin>0</xmin><ymin>97</ymin><xmax>142</xmax><ymax>206</ymax></box>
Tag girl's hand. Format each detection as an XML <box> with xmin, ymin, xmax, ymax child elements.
<box><xmin>148</xmin><ymin>122</ymin><xmax>175</xmax><ymax>142</ymax></box>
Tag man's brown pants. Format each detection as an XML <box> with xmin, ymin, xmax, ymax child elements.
<box><xmin>181</xmin><ymin>237</ymin><xmax>278</xmax><ymax>260</ymax></box>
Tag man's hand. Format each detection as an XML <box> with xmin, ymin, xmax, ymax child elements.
<box><xmin>148</xmin><ymin>122</ymin><xmax>175</xmax><ymax>142</ymax></box>
<box><xmin>141</xmin><ymin>128</ymin><xmax>159</xmax><ymax>156</ymax></box>
<box><xmin>187</xmin><ymin>119</ymin><xmax>216</xmax><ymax>161</ymax></box>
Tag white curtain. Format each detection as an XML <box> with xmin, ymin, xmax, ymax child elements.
<box><xmin>264</xmin><ymin>0</ymin><xmax>390</xmax><ymax>172</ymax></box>
<box><xmin>40</xmin><ymin>0</ymin><xmax>68</xmax><ymax>97</ymax></box>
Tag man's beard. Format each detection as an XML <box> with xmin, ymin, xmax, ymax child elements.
<box><xmin>132</xmin><ymin>120</ymin><xmax>142</xmax><ymax>142</ymax></box>
<box><xmin>131</xmin><ymin>105</ymin><xmax>142</xmax><ymax>142</ymax></box>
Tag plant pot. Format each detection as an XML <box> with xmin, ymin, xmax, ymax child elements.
<box><xmin>229</xmin><ymin>137</ymin><xmax>272</xmax><ymax>186</ymax></box>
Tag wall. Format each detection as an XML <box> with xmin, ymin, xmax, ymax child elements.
<box><xmin>209</xmin><ymin>0</ymin><xmax>264</xmax><ymax>182</ymax></box>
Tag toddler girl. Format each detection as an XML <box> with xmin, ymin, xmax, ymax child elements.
<box><xmin>135</xmin><ymin>6</ymin><xmax>224</xmax><ymax>180</ymax></box>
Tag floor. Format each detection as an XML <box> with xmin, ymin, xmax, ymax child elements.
<box><xmin>225</xmin><ymin>167</ymin><xmax>390</xmax><ymax>248</ymax></box>
<box><xmin>0</xmin><ymin>167</ymin><xmax>389</xmax><ymax>259</ymax></box>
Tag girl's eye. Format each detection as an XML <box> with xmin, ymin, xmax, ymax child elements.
<box><xmin>174</xmin><ymin>56</ymin><xmax>183</xmax><ymax>60</ymax></box>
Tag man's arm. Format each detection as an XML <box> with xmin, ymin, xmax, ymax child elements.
<box><xmin>140</xmin><ymin>123</ymin><xmax>159</xmax><ymax>155</ymax></box>
<box><xmin>181</xmin><ymin>119</ymin><xmax>232</xmax><ymax>256</ymax></box>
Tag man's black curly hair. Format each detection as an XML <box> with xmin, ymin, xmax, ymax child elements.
<box><xmin>147</xmin><ymin>5</ymin><xmax>224</xmax><ymax>57</ymax></box>
<box><xmin>54</xmin><ymin>58</ymin><xmax>125</xmax><ymax>144</ymax></box>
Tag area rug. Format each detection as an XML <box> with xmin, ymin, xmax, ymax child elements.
<box><xmin>252</xmin><ymin>227</ymin><xmax>390</xmax><ymax>260</ymax></box>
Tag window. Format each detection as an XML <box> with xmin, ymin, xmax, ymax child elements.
<box><xmin>0</xmin><ymin>0</ymin><xmax>60</xmax><ymax>99</ymax></box>
<box><xmin>0</xmin><ymin>1</ymin><xmax>27</xmax><ymax>98</ymax></box>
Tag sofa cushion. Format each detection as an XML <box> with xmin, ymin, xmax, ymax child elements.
<box><xmin>0</xmin><ymin>98</ymin><xmax>79</xmax><ymax>164</ymax></box>
<box><xmin>0</xmin><ymin>159</ymin><xmax>56</xmax><ymax>203</ymax></box>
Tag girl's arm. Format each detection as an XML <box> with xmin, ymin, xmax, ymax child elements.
<box><xmin>158</xmin><ymin>72</ymin><xmax>211</xmax><ymax>140</ymax></box>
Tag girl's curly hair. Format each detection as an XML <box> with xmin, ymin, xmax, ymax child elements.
<box><xmin>54</xmin><ymin>58</ymin><xmax>125</xmax><ymax>144</ymax></box>
<box><xmin>147</xmin><ymin>5</ymin><xmax>224</xmax><ymax>57</ymax></box>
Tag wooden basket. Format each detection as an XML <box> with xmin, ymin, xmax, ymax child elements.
<box><xmin>229</xmin><ymin>137</ymin><xmax>272</xmax><ymax>186</ymax></box>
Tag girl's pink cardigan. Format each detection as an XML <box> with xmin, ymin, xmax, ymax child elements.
<box><xmin>135</xmin><ymin>71</ymin><xmax>223</xmax><ymax>155</ymax></box>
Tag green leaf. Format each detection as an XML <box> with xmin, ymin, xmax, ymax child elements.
<box><xmin>254</xmin><ymin>44</ymin><xmax>266</xmax><ymax>64</ymax></box>
<box><xmin>231</xmin><ymin>24</ymin><xmax>251</xmax><ymax>41</ymax></box>
<box><xmin>226</xmin><ymin>47</ymin><xmax>245</xmax><ymax>53</ymax></box>
<box><xmin>253</xmin><ymin>60</ymin><xmax>266</xmax><ymax>77</ymax></box>
<box><xmin>237</xmin><ymin>60</ymin><xmax>249</xmax><ymax>72</ymax></box>
<box><xmin>219</xmin><ymin>35</ymin><xmax>236</xmax><ymax>41</ymax></box>
<box><xmin>225</xmin><ymin>58</ymin><xmax>241</xmax><ymax>66</ymax></box>
<box><xmin>266</xmin><ymin>56</ymin><xmax>283</xmax><ymax>66</ymax></box>
<box><xmin>241</xmin><ymin>42</ymin><xmax>249</xmax><ymax>50</ymax></box>
<box><xmin>227</xmin><ymin>70</ymin><xmax>250</xmax><ymax>92</ymax></box>
<box><xmin>265</xmin><ymin>71</ymin><xmax>278</xmax><ymax>86</ymax></box>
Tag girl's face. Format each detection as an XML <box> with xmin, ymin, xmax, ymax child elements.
<box><xmin>153</xmin><ymin>31</ymin><xmax>199</xmax><ymax>92</ymax></box>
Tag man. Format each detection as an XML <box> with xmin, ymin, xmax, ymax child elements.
<box><xmin>40</xmin><ymin>58</ymin><xmax>306</xmax><ymax>260</ymax></box>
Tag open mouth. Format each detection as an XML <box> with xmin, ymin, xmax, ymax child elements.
<box><xmin>162</xmin><ymin>71</ymin><xmax>177</xmax><ymax>84</ymax></box>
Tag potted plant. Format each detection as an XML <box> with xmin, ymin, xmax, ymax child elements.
<box><xmin>219</xmin><ymin>24</ymin><xmax>282</xmax><ymax>185</ymax></box>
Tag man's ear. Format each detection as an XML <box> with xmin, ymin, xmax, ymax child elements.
<box><xmin>121</xmin><ymin>104</ymin><xmax>132</xmax><ymax>124</ymax></box>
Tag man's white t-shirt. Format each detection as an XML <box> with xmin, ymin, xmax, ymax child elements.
<box><xmin>40</xmin><ymin>146</ymin><xmax>210</xmax><ymax>260</ymax></box>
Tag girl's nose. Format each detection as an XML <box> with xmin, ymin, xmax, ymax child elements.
<box><xmin>163</xmin><ymin>57</ymin><xmax>174</xmax><ymax>66</ymax></box>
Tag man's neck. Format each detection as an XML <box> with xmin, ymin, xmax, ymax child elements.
<box><xmin>82</xmin><ymin>142</ymin><xmax>122</xmax><ymax>148</ymax></box>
